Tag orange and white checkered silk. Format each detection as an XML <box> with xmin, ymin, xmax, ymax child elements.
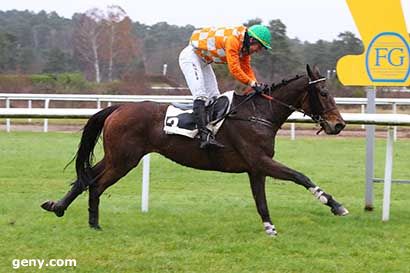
<box><xmin>190</xmin><ymin>26</ymin><xmax>247</xmax><ymax>64</ymax></box>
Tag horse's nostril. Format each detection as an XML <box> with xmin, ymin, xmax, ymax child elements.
<box><xmin>335</xmin><ymin>123</ymin><xmax>345</xmax><ymax>132</ymax></box>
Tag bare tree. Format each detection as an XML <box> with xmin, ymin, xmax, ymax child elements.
<box><xmin>105</xmin><ymin>6</ymin><xmax>125</xmax><ymax>82</ymax></box>
<box><xmin>73</xmin><ymin>6</ymin><xmax>141</xmax><ymax>83</ymax></box>
<box><xmin>73</xmin><ymin>8</ymin><xmax>106</xmax><ymax>83</ymax></box>
<box><xmin>105</xmin><ymin>6</ymin><xmax>140</xmax><ymax>82</ymax></box>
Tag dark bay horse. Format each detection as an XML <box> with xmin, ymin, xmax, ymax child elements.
<box><xmin>41</xmin><ymin>65</ymin><xmax>349</xmax><ymax>236</ymax></box>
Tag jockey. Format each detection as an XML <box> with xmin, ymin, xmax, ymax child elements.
<box><xmin>179</xmin><ymin>24</ymin><xmax>272</xmax><ymax>149</ymax></box>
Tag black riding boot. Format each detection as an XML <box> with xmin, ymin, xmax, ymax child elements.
<box><xmin>193</xmin><ymin>99</ymin><xmax>224</xmax><ymax>149</ymax></box>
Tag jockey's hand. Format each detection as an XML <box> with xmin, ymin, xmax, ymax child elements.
<box><xmin>250</xmin><ymin>81</ymin><xmax>264</xmax><ymax>94</ymax></box>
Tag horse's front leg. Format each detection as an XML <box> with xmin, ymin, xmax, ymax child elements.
<box><xmin>256</xmin><ymin>157</ymin><xmax>349</xmax><ymax>216</ymax></box>
<box><xmin>248</xmin><ymin>173</ymin><xmax>277</xmax><ymax>236</ymax></box>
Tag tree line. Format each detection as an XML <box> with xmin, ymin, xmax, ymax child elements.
<box><xmin>0</xmin><ymin>7</ymin><xmax>364</xmax><ymax>93</ymax></box>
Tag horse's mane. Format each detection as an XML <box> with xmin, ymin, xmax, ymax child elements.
<box><xmin>270</xmin><ymin>74</ymin><xmax>305</xmax><ymax>92</ymax></box>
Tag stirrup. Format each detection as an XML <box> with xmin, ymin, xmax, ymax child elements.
<box><xmin>199</xmin><ymin>131</ymin><xmax>224</xmax><ymax>149</ymax></box>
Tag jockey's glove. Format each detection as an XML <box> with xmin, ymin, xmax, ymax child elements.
<box><xmin>250</xmin><ymin>81</ymin><xmax>265</xmax><ymax>94</ymax></box>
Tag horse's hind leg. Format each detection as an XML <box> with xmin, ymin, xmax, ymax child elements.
<box><xmin>88</xmin><ymin>169</ymin><xmax>133</xmax><ymax>230</ymax></box>
<box><xmin>41</xmin><ymin>161</ymin><xmax>105</xmax><ymax>217</ymax></box>
<box><xmin>88</xmin><ymin>168</ymin><xmax>123</xmax><ymax>230</ymax></box>
<box><xmin>257</xmin><ymin>157</ymin><xmax>349</xmax><ymax>216</ymax></box>
<box><xmin>88</xmin><ymin>153</ymin><xmax>144</xmax><ymax>229</ymax></box>
<box><xmin>41</xmin><ymin>184</ymin><xmax>82</xmax><ymax>217</ymax></box>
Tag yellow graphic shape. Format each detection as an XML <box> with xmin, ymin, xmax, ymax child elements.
<box><xmin>337</xmin><ymin>0</ymin><xmax>410</xmax><ymax>86</ymax></box>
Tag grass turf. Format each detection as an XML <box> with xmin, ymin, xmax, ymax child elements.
<box><xmin>0</xmin><ymin>132</ymin><xmax>409</xmax><ymax>272</ymax></box>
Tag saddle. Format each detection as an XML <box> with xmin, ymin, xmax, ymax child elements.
<box><xmin>163</xmin><ymin>91</ymin><xmax>234</xmax><ymax>138</ymax></box>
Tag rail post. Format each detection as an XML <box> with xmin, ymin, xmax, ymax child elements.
<box><xmin>43</xmin><ymin>99</ymin><xmax>50</xmax><ymax>132</ymax></box>
<box><xmin>392</xmin><ymin>103</ymin><xmax>397</xmax><ymax>141</ymax></box>
<box><xmin>365</xmin><ymin>86</ymin><xmax>376</xmax><ymax>211</ymax></box>
<box><xmin>141</xmin><ymin>154</ymin><xmax>150</xmax><ymax>212</ymax></box>
<box><xmin>28</xmin><ymin>100</ymin><xmax>32</xmax><ymax>123</ymax></box>
<box><xmin>290</xmin><ymin>123</ymin><xmax>296</xmax><ymax>140</ymax></box>
<box><xmin>6</xmin><ymin>98</ymin><xmax>10</xmax><ymax>132</ymax></box>
<box><xmin>382</xmin><ymin>127</ymin><xmax>394</xmax><ymax>221</ymax></box>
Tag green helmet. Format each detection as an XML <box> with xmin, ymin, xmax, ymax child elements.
<box><xmin>248</xmin><ymin>25</ymin><xmax>272</xmax><ymax>50</ymax></box>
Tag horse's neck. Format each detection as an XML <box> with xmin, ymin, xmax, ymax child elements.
<box><xmin>230</xmin><ymin>77</ymin><xmax>306</xmax><ymax>129</ymax></box>
<box><xmin>271</xmin><ymin>78</ymin><xmax>307</xmax><ymax>125</ymax></box>
<box><xmin>274</xmin><ymin>76</ymin><xmax>306</xmax><ymax>104</ymax></box>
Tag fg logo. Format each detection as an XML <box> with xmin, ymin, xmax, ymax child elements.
<box><xmin>366</xmin><ymin>32</ymin><xmax>410</xmax><ymax>83</ymax></box>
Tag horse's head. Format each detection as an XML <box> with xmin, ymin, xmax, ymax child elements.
<box><xmin>300</xmin><ymin>64</ymin><xmax>346</xmax><ymax>135</ymax></box>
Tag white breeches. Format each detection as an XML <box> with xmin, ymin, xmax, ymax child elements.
<box><xmin>179</xmin><ymin>45</ymin><xmax>220</xmax><ymax>100</ymax></box>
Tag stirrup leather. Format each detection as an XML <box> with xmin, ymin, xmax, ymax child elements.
<box><xmin>199</xmin><ymin>129</ymin><xmax>224</xmax><ymax>149</ymax></box>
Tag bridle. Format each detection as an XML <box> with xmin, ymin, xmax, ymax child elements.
<box><xmin>214</xmin><ymin>76</ymin><xmax>335</xmax><ymax>131</ymax></box>
<box><xmin>268</xmin><ymin>76</ymin><xmax>334</xmax><ymax>124</ymax></box>
<box><xmin>305</xmin><ymin>77</ymin><xmax>332</xmax><ymax>123</ymax></box>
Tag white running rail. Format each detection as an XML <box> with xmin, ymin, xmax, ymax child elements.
<box><xmin>0</xmin><ymin>107</ymin><xmax>409</xmax><ymax>221</ymax></box>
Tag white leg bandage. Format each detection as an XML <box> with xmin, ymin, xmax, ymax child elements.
<box><xmin>309</xmin><ymin>186</ymin><xmax>328</xmax><ymax>204</ymax></box>
<box><xmin>263</xmin><ymin>222</ymin><xmax>277</xmax><ymax>236</ymax></box>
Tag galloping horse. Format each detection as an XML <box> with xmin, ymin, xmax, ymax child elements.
<box><xmin>41</xmin><ymin>65</ymin><xmax>349</xmax><ymax>236</ymax></box>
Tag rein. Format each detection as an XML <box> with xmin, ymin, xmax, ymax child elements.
<box><xmin>210</xmin><ymin>91</ymin><xmax>260</xmax><ymax>126</ymax></box>
<box><xmin>269</xmin><ymin>77</ymin><xmax>329</xmax><ymax>123</ymax></box>
<box><xmin>212</xmin><ymin>76</ymin><xmax>330</xmax><ymax>130</ymax></box>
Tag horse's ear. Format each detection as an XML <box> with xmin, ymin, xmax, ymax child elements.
<box><xmin>306</xmin><ymin>64</ymin><xmax>314</xmax><ymax>79</ymax></box>
<box><xmin>313</xmin><ymin>64</ymin><xmax>321</xmax><ymax>76</ymax></box>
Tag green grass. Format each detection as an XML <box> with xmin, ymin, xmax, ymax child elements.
<box><xmin>0</xmin><ymin>132</ymin><xmax>409</xmax><ymax>273</ymax></box>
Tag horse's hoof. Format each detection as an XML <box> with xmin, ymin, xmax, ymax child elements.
<box><xmin>266</xmin><ymin>229</ymin><xmax>278</xmax><ymax>237</ymax></box>
<box><xmin>41</xmin><ymin>200</ymin><xmax>55</xmax><ymax>212</ymax></box>
<box><xmin>40</xmin><ymin>201</ymin><xmax>65</xmax><ymax>217</ymax></box>
<box><xmin>331</xmin><ymin>205</ymin><xmax>349</xmax><ymax>216</ymax></box>
<box><xmin>89</xmin><ymin>224</ymin><xmax>102</xmax><ymax>231</ymax></box>
<box><xmin>264</xmin><ymin>223</ymin><xmax>278</xmax><ymax>236</ymax></box>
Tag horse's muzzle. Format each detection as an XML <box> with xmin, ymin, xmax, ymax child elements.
<box><xmin>321</xmin><ymin>120</ymin><xmax>346</xmax><ymax>135</ymax></box>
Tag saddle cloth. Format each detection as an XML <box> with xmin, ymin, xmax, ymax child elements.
<box><xmin>163</xmin><ymin>91</ymin><xmax>234</xmax><ymax>138</ymax></box>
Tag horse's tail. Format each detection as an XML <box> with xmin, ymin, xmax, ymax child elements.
<box><xmin>74</xmin><ymin>105</ymin><xmax>121</xmax><ymax>191</ymax></box>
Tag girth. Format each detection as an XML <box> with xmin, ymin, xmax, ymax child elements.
<box><xmin>227</xmin><ymin>115</ymin><xmax>274</xmax><ymax>129</ymax></box>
